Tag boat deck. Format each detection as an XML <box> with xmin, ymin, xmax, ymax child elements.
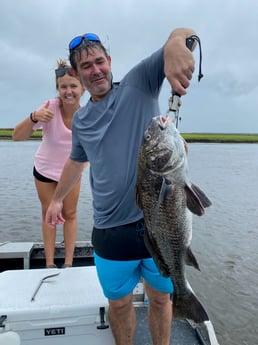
<box><xmin>135</xmin><ymin>307</ymin><xmax>206</xmax><ymax>344</ymax></box>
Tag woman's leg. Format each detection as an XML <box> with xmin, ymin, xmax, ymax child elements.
<box><xmin>34</xmin><ymin>178</ymin><xmax>58</xmax><ymax>266</ymax></box>
<box><xmin>61</xmin><ymin>178</ymin><xmax>82</xmax><ymax>266</ymax></box>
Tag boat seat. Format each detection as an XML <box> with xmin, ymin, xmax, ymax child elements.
<box><xmin>0</xmin><ymin>242</ymin><xmax>34</xmax><ymax>269</ymax></box>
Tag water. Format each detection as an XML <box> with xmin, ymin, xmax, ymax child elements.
<box><xmin>0</xmin><ymin>141</ymin><xmax>94</xmax><ymax>242</ymax></box>
<box><xmin>0</xmin><ymin>140</ymin><xmax>257</xmax><ymax>345</ymax></box>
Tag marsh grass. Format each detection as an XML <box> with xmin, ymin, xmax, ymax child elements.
<box><xmin>0</xmin><ymin>128</ymin><xmax>42</xmax><ymax>139</ymax></box>
<box><xmin>1</xmin><ymin>128</ymin><xmax>258</xmax><ymax>143</ymax></box>
<box><xmin>182</xmin><ymin>133</ymin><xmax>258</xmax><ymax>143</ymax></box>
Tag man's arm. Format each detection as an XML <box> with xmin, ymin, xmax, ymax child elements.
<box><xmin>46</xmin><ymin>158</ymin><xmax>88</xmax><ymax>226</ymax></box>
<box><xmin>164</xmin><ymin>28</ymin><xmax>197</xmax><ymax>95</ymax></box>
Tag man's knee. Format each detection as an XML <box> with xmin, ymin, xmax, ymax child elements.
<box><xmin>109</xmin><ymin>293</ymin><xmax>133</xmax><ymax>311</ymax></box>
<box><xmin>145</xmin><ymin>283</ymin><xmax>171</xmax><ymax>306</ymax></box>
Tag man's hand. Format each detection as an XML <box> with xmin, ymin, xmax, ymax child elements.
<box><xmin>46</xmin><ymin>200</ymin><xmax>65</xmax><ymax>227</ymax></box>
<box><xmin>164</xmin><ymin>29</ymin><xmax>196</xmax><ymax>95</ymax></box>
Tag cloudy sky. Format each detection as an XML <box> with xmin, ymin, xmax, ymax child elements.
<box><xmin>1</xmin><ymin>0</ymin><xmax>257</xmax><ymax>133</ymax></box>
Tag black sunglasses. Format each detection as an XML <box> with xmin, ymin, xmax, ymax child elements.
<box><xmin>55</xmin><ymin>66</ymin><xmax>72</xmax><ymax>78</ymax></box>
<box><xmin>69</xmin><ymin>33</ymin><xmax>100</xmax><ymax>52</ymax></box>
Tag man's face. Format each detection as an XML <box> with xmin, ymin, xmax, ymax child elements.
<box><xmin>75</xmin><ymin>47</ymin><xmax>112</xmax><ymax>102</ymax></box>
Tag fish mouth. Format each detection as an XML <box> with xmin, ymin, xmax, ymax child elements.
<box><xmin>143</xmin><ymin>115</ymin><xmax>172</xmax><ymax>146</ymax></box>
<box><xmin>155</xmin><ymin>115</ymin><xmax>173</xmax><ymax>129</ymax></box>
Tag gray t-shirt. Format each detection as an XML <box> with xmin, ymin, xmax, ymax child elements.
<box><xmin>71</xmin><ymin>48</ymin><xmax>165</xmax><ymax>228</ymax></box>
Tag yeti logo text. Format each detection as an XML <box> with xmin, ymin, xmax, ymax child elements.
<box><xmin>45</xmin><ymin>327</ymin><xmax>65</xmax><ymax>336</ymax></box>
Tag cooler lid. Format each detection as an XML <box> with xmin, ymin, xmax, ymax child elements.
<box><xmin>0</xmin><ymin>266</ymin><xmax>108</xmax><ymax>322</ymax></box>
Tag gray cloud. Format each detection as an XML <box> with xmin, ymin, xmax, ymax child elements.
<box><xmin>0</xmin><ymin>0</ymin><xmax>257</xmax><ymax>133</ymax></box>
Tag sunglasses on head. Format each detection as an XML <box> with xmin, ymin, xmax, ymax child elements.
<box><xmin>55</xmin><ymin>66</ymin><xmax>72</xmax><ymax>78</ymax></box>
<box><xmin>69</xmin><ymin>33</ymin><xmax>100</xmax><ymax>52</ymax></box>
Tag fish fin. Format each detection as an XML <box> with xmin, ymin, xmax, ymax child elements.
<box><xmin>144</xmin><ymin>230</ymin><xmax>170</xmax><ymax>277</ymax></box>
<box><xmin>135</xmin><ymin>184</ymin><xmax>143</xmax><ymax>210</ymax></box>
<box><xmin>185</xmin><ymin>185</ymin><xmax>205</xmax><ymax>216</ymax></box>
<box><xmin>191</xmin><ymin>183</ymin><xmax>212</xmax><ymax>208</ymax></box>
<box><xmin>173</xmin><ymin>290</ymin><xmax>209</xmax><ymax>323</ymax></box>
<box><xmin>185</xmin><ymin>183</ymin><xmax>212</xmax><ymax>215</ymax></box>
<box><xmin>151</xmin><ymin>177</ymin><xmax>172</xmax><ymax>226</ymax></box>
<box><xmin>155</xmin><ymin>177</ymin><xmax>172</xmax><ymax>207</ymax></box>
<box><xmin>185</xmin><ymin>247</ymin><xmax>201</xmax><ymax>271</ymax></box>
<box><xmin>160</xmin><ymin>177</ymin><xmax>173</xmax><ymax>201</ymax></box>
<box><xmin>136</xmin><ymin>174</ymin><xmax>172</xmax><ymax>211</ymax></box>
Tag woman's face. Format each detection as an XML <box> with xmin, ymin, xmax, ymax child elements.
<box><xmin>57</xmin><ymin>74</ymin><xmax>84</xmax><ymax>106</ymax></box>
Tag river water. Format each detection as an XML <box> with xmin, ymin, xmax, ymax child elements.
<box><xmin>0</xmin><ymin>140</ymin><xmax>257</xmax><ymax>345</ymax></box>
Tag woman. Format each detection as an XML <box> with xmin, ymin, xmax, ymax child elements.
<box><xmin>13</xmin><ymin>59</ymin><xmax>85</xmax><ymax>268</ymax></box>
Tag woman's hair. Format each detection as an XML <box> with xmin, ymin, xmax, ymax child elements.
<box><xmin>57</xmin><ymin>58</ymin><xmax>69</xmax><ymax>69</ymax></box>
<box><xmin>55</xmin><ymin>59</ymin><xmax>74</xmax><ymax>89</ymax></box>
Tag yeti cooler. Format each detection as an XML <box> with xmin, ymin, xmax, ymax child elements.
<box><xmin>0</xmin><ymin>266</ymin><xmax>115</xmax><ymax>345</ymax></box>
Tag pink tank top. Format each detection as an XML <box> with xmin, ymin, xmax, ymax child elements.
<box><xmin>33</xmin><ymin>98</ymin><xmax>73</xmax><ymax>181</ymax></box>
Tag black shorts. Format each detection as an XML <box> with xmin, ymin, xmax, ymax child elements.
<box><xmin>33</xmin><ymin>166</ymin><xmax>57</xmax><ymax>183</ymax></box>
<box><xmin>92</xmin><ymin>218</ymin><xmax>152</xmax><ymax>261</ymax></box>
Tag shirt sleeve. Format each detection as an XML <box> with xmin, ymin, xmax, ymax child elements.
<box><xmin>121</xmin><ymin>47</ymin><xmax>165</xmax><ymax>97</ymax></box>
<box><xmin>70</xmin><ymin>118</ymin><xmax>89</xmax><ymax>162</ymax></box>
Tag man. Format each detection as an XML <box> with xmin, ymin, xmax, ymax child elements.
<box><xmin>46</xmin><ymin>28</ymin><xmax>196</xmax><ymax>345</ymax></box>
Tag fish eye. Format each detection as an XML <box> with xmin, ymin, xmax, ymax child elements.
<box><xmin>145</xmin><ymin>133</ymin><xmax>151</xmax><ymax>141</ymax></box>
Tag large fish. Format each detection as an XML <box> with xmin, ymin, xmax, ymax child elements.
<box><xmin>136</xmin><ymin>115</ymin><xmax>212</xmax><ymax>324</ymax></box>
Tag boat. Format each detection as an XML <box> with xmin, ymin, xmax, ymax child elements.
<box><xmin>0</xmin><ymin>241</ymin><xmax>217</xmax><ymax>345</ymax></box>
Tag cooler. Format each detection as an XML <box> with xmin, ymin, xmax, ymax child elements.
<box><xmin>0</xmin><ymin>266</ymin><xmax>115</xmax><ymax>345</ymax></box>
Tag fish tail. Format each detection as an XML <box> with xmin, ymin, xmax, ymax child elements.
<box><xmin>173</xmin><ymin>292</ymin><xmax>209</xmax><ymax>323</ymax></box>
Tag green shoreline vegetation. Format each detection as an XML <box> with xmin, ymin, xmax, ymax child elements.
<box><xmin>0</xmin><ymin>128</ymin><xmax>42</xmax><ymax>140</ymax></box>
<box><xmin>1</xmin><ymin>128</ymin><xmax>258</xmax><ymax>143</ymax></box>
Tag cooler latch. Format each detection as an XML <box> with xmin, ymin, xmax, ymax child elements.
<box><xmin>97</xmin><ymin>307</ymin><xmax>109</xmax><ymax>330</ymax></box>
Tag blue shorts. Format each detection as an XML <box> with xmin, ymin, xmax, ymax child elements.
<box><xmin>94</xmin><ymin>252</ymin><xmax>174</xmax><ymax>300</ymax></box>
